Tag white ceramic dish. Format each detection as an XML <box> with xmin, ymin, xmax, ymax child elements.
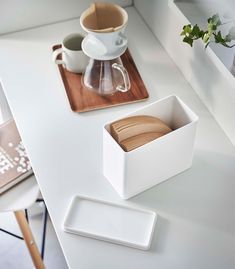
<box><xmin>82</xmin><ymin>35</ymin><xmax>127</xmax><ymax>60</ymax></box>
<box><xmin>103</xmin><ymin>95</ymin><xmax>199</xmax><ymax>199</ymax></box>
<box><xmin>63</xmin><ymin>195</ymin><xmax>157</xmax><ymax>250</ymax></box>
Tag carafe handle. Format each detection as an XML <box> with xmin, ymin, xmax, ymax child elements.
<box><xmin>112</xmin><ymin>63</ymin><xmax>130</xmax><ymax>92</ymax></box>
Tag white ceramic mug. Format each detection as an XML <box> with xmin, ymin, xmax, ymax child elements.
<box><xmin>52</xmin><ymin>33</ymin><xmax>89</xmax><ymax>73</ymax></box>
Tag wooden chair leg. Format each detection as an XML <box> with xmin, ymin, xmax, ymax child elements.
<box><xmin>14</xmin><ymin>210</ymin><xmax>45</xmax><ymax>269</ymax></box>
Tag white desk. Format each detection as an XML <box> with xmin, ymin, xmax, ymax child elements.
<box><xmin>0</xmin><ymin>7</ymin><xmax>235</xmax><ymax>269</ymax></box>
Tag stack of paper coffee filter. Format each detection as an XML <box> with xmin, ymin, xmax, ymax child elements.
<box><xmin>110</xmin><ymin>115</ymin><xmax>172</xmax><ymax>152</ymax></box>
<box><xmin>80</xmin><ymin>2</ymin><xmax>128</xmax><ymax>33</ymax></box>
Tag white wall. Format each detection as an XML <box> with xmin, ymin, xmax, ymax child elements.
<box><xmin>0</xmin><ymin>83</ymin><xmax>12</xmax><ymax>124</ymax></box>
<box><xmin>134</xmin><ymin>0</ymin><xmax>235</xmax><ymax>146</ymax></box>
<box><xmin>0</xmin><ymin>0</ymin><xmax>132</xmax><ymax>35</ymax></box>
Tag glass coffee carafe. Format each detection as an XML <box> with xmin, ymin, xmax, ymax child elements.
<box><xmin>82</xmin><ymin>57</ymin><xmax>130</xmax><ymax>95</ymax></box>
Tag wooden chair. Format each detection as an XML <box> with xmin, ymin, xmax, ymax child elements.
<box><xmin>0</xmin><ymin>177</ymin><xmax>46</xmax><ymax>269</ymax></box>
<box><xmin>0</xmin><ymin>84</ymin><xmax>46</xmax><ymax>269</ymax></box>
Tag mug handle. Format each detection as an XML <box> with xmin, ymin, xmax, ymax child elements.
<box><xmin>52</xmin><ymin>47</ymin><xmax>65</xmax><ymax>65</ymax></box>
<box><xmin>112</xmin><ymin>63</ymin><xmax>130</xmax><ymax>92</ymax></box>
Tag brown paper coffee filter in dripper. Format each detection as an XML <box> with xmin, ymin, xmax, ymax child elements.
<box><xmin>81</xmin><ymin>2</ymin><xmax>128</xmax><ymax>33</ymax></box>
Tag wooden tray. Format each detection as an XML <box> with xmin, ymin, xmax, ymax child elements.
<box><xmin>53</xmin><ymin>45</ymin><xmax>149</xmax><ymax>112</ymax></box>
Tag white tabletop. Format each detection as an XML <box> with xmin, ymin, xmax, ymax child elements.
<box><xmin>0</xmin><ymin>7</ymin><xmax>235</xmax><ymax>269</ymax></box>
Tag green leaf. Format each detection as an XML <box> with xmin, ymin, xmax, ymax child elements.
<box><xmin>203</xmin><ymin>32</ymin><xmax>210</xmax><ymax>43</ymax></box>
<box><xmin>180</xmin><ymin>25</ymin><xmax>193</xmax><ymax>37</ymax></box>
<box><xmin>225</xmin><ymin>34</ymin><xmax>232</xmax><ymax>42</ymax></box>
<box><xmin>191</xmin><ymin>24</ymin><xmax>200</xmax><ymax>35</ymax></box>
<box><xmin>214</xmin><ymin>31</ymin><xmax>224</xmax><ymax>43</ymax></box>
<box><xmin>207</xmin><ymin>22</ymin><xmax>217</xmax><ymax>35</ymax></box>
<box><xmin>184</xmin><ymin>24</ymin><xmax>193</xmax><ymax>34</ymax></box>
<box><xmin>211</xmin><ymin>13</ymin><xmax>222</xmax><ymax>26</ymax></box>
<box><xmin>211</xmin><ymin>24</ymin><xmax>217</xmax><ymax>31</ymax></box>
<box><xmin>198</xmin><ymin>30</ymin><xmax>205</xmax><ymax>38</ymax></box>
<box><xmin>183</xmin><ymin>36</ymin><xmax>193</xmax><ymax>47</ymax></box>
<box><xmin>224</xmin><ymin>27</ymin><xmax>235</xmax><ymax>44</ymax></box>
<box><xmin>213</xmin><ymin>31</ymin><xmax>232</xmax><ymax>48</ymax></box>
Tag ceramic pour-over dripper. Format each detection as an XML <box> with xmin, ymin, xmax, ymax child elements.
<box><xmin>80</xmin><ymin>2</ymin><xmax>128</xmax><ymax>60</ymax></box>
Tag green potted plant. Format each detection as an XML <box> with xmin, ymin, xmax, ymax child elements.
<box><xmin>181</xmin><ymin>14</ymin><xmax>235</xmax><ymax>76</ymax></box>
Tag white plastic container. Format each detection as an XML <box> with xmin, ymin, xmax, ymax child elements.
<box><xmin>103</xmin><ymin>95</ymin><xmax>198</xmax><ymax>199</ymax></box>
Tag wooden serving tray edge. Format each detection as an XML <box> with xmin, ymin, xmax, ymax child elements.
<box><xmin>52</xmin><ymin>45</ymin><xmax>149</xmax><ymax>113</ymax></box>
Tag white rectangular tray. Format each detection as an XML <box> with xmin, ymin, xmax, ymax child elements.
<box><xmin>63</xmin><ymin>195</ymin><xmax>157</xmax><ymax>250</ymax></box>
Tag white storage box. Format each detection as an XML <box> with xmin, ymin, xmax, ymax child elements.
<box><xmin>103</xmin><ymin>95</ymin><xmax>198</xmax><ymax>199</ymax></box>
